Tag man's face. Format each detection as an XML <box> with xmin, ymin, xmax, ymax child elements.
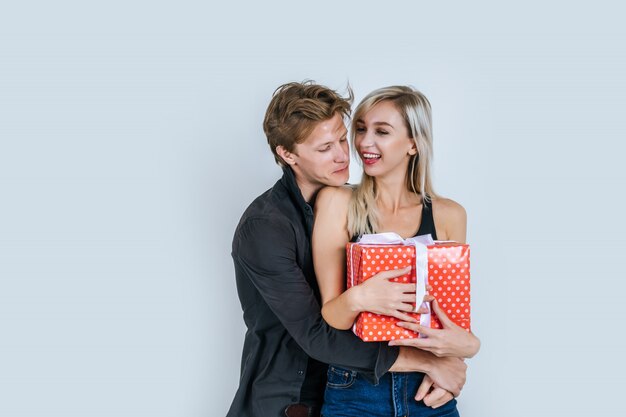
<box><xmin>281</xmin><ymin>113</ymin><xmax>350</xmax><ymax>196</ymax></box>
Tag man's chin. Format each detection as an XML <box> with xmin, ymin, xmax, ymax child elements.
<box><xmin>325</xmin><ymin>174</ymin><xmax>349</xmax><ymax>186</ymax></box>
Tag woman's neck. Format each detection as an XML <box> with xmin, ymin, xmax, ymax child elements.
<box><xmin>374</xmin><ymin>173</ymin><xmax>419</xmax><ymax>214</ymax></box>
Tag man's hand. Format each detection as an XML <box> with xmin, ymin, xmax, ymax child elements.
<box><xmin>424</xmin><ymin>354</ymin><xmax>466</xmax><ymax>397</ymax></box>
<box><xmin>391</xmin><ymin>346</ymin><xmax>467</xmax><ymax>396</ymax></box>
<box><xmin>415</xmin><ymin>375</ymin><xmax>455</xmax><ymax>408</ymax></box>
<box><xmin>389</xmin><ymin>299</ymin><xmax>481</xmax><ymax>358</ymax></box>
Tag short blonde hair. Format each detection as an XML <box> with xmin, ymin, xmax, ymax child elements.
<box><xmin>263</xmin><ymin>81</ymin><xmax>353</xmax><ymax>166</ymax></box>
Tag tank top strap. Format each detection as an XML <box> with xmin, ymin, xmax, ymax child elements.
<box><xmin>416</xmin><ymin>198</ymin><xmax>438</xmax><ymax>241</ymax></box>
<box><xmin>350</xmin><ymin>218</ymin><xmax>372</xmax><ymax>243</ymax></box>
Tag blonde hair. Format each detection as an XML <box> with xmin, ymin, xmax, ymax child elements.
<box><xmin>263</xmin><ymin>81</ymin><xmax>353</xmax><ymax>167</ymax></box>
<box><xmin>348</xmin><ymin>86</ymin><xmax>438</xmax><ymax>237</ymax></box>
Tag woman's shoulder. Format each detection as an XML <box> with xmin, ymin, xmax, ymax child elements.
<box><xmin>316</xmin><ymin>185</ymin><xmax>353</xmax><ymax>206</ymax></box>
<box><xmin>431</xmin><ymin>196</ymin><xmax>467</xmax><ymax>242</ymax></box>
<box><xmin>431</xmin><ymin>196</ymin><xmax>466</xmax><ymax>221</ymax></box>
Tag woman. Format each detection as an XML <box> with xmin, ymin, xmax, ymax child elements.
<box><xmin>312</xmin><ymin>86</ymin><xmax>480</xmax><ymax>417</ymax></box>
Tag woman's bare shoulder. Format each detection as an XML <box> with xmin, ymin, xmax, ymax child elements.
<box><xmin>431</xmin><ymin>197</ymin><xmax>467</xmax><ymax>242</ymax></box>
<box><xmin>432</xmin><ymin>197</ymin><xmax>466</xmax><ymax>220</ymax></box>
<box><xmin>316</xmin><ymin>185</ymin><xmax>353</xmax><ymax>208</ymax></box>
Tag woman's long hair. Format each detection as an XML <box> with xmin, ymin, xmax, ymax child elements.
<box><xmin>348</xmin><ymin>86</ymin><xmax>438</xmax><ymax>237</ymax></box>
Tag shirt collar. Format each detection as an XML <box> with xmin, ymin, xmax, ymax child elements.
<box><xmin>280</xmin><ymin>166</ymin><xmax>314</xmax><ymax>234</ymax></box>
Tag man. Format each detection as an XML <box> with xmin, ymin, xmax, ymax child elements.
<box><xmin>228</xmin><ymin>81</ymin><xmax>466</xmax><ymax>417</ymax></box>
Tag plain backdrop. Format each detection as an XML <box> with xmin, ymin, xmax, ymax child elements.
<box><xmin>2</xmin><ymin>1</ymin><xmax>626</xmax><ymax>416</ymax></box>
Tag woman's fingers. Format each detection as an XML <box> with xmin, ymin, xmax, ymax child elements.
<box><xmin>431</xmin><ymin>298</ymin><xmax>455</xmax><ymax>328</ymax></box>
<box><xmin>416</xmin><ymin>303</ymin><xmax>430</xmax><ymax>314</ymax></box>
<box><xmin>394</xmin><ymin>302</ymin><xmax>416</xmax><ymax>312</ymax></box>
<box><xmin>396</xmin><ymin>321</ymin><xmax>436</xmax><ymax>337</ymax></box>
<box><xmin>374</xmin><ymin>267</ymin><xmax>411</xmax><ymax>281</ymax></box>
<box><xmin>397</xmin><ymin>293</ymin><xmax>418</xmax><ymax>304</ymax></box>
<box><xmin>398</xmin><ymin>283</ymin><xmax>417</xmax><ymax>292</ymax></box>
<box><xmin>389</xmin><ymin>310</ymin><xmax>418</xmax><ymax>323</ymax></box>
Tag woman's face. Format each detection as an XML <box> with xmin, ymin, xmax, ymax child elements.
<box><xmin>353</xmin><ymin>100</ymin><xmax>416</xmax><ymax>179</ymax></box>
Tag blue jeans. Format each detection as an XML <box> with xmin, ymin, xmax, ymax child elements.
<box><xmin>322</xmin><ymin>365</ymin><xmax>460</xmax><ymax>417</ymax></box>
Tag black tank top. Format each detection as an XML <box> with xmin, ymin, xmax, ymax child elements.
<box><xmin>351</xmin><ymin>198</ymin><xmax>438</xmax><ymax>242</ymax></box>
<box><xmin>415</xmin><ymin>198</ymin><xmax>438</xmax><ymax>240</ymax></box>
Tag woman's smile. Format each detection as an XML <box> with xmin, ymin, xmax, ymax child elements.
<box><xmin>361</xmin><ymin>152</ymin><xmax>381</xmax><ymax>165</ymax></box>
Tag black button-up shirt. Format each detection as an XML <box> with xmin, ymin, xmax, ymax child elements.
<box><xmin>227</xmin><ymin>167</ymin><xmax>399</xmax><ymax>417</ymax></box>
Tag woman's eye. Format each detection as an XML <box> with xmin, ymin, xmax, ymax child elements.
<box><xmin>376</xmin><ymin>130</ymin><xmax>389</xmax><ymax>135</ymax></box>
<box><xmin>355</xmin><ymin>127</ymin><xmax>366</xmax><ymax>133</ymax></box>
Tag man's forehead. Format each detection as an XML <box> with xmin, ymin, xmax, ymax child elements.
<box><xmin>302</xmin><ymin>115</ymin><xmax>348</xmax><ymax>145</ymax></box>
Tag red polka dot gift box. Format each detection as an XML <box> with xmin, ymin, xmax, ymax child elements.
<box><xmin>346</xmin><ymin>233</ymin><xmax>471</xmax><ymax>342</ymax></box>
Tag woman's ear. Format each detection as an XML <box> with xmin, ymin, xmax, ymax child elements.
<box><xmin>276</xmin><ymin>145</ymin><xmax>297</xmax><ymax>166</ymax></box>
<box><xmin>408</xmin><ymin>140</ymin><xmax>418</xmax><ymax>156</ymax></box>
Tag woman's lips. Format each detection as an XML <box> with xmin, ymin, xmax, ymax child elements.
<box><xmin>361</xmin><ymin>152</ymin><xmax>381</xmax><ymax>165</ymax></box>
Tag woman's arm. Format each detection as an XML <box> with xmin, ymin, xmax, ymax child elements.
<box><xmin>392</xmin><ymin>198</ymin><xmax>480</xmax><ymax>358</ymax></box>
<box><xmin>312</xmin><ymin>186</ymin><xmax>356</xmax><ymax>329</ymax></box>
<box><xmin>313</xmin><ymin>186</ymin><xmax>418</xmax><ymax>330</ymax></box>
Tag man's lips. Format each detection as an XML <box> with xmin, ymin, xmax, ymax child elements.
<box><xmin>333</xmin><ymin>166</ymin><xmax>349</xmax><ymax>173</ymax></box>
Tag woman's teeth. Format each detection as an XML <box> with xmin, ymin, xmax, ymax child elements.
<box><xmin>362</xmin><ymin>153</ymin><xmax>381</xmax><ymax>159</ymax></box>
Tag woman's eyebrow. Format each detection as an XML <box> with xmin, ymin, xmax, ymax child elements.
<box><xmin>355</xmin><ymin>119</ymin><xmax>393</xmax><ymax>127</ymax></box>
<box><xmin>371</xmin><ymin>121</ymin><xmax>394</xmax><ymax>128</ymax></box>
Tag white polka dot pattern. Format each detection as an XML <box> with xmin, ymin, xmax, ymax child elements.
<box><xmin>346</xmin><ymin>242</ymin><xmax>471</xmax><ymax>341</ymax></box>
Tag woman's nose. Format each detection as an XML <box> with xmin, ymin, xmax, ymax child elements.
<box><xmin>358</xmin><ymin>131</ymin><xmax>375</xmax><ymax>148</ymax></box>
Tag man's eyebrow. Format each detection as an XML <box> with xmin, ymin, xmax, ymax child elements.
<box><xmin>318</xmin><ymin>135</ymin><xmax>347</xmax><ymax>147</ymax></box>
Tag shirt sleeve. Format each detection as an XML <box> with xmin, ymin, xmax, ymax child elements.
<box><xmin>232</xmin><ymin>217</ymin><xmax>399</xmax><ymax>383</ymax></box>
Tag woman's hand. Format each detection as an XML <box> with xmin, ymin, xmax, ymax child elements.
<box><xmin>350</xmin><ymin>266</ymin><xmax>427</xmax><ymax>323</ymax></box>
<box><xmin>388</xmin><ymin>298</ymin><xmax>481</xmax><ymax>358</ymax></box>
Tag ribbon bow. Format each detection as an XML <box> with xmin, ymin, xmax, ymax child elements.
<box><xmin>357</xmin><ymin>232</ymin><xmax>434</xmax><ymax>335</ymax></box>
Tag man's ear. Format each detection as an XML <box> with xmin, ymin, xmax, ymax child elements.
<box><xmin>276</xmin><ymin>145</ymin><xmax>297</xmax><ymax>166</ymax></box>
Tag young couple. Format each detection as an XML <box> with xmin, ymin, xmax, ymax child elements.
<box><xmin>227</xmin><ymin>81</ymin><xmax>480</xmax><ymax>417</ymax></box>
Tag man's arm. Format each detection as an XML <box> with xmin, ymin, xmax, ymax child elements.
<box><xmin>233</xmin><ymin>217</ymin><xmax>397</xmax><ymax>382</ymax></box>
<box><xmin>234</xmin><ymin>217</ymin><xmax>466</xmax><ymax>393</ymax></box>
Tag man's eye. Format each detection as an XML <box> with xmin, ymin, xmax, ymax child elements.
<box><xmin>340</xmin><ymin>137</ymin><xmax>348</xmax><ymax>142</ymax></box>
<box><xmin>319</xmin><ymin>147</ymin><xmax>331</xmax><ymax>152</ymax></box>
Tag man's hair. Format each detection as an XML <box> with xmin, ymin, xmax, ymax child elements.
<box><xmin>263</xmin><ymin>80</ymin><xmax>353</xmax><ymax>166</ymax></box>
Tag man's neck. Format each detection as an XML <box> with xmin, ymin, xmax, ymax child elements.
<box><xmin>294</xmin><ymin>178</ymin><xmax>322</xmax><ymax>204</ymax></box>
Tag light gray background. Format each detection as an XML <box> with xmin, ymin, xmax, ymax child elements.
<box><xmin>2</xmin><ymin>1</ymin><xmax>625</xmax><ymax>416</ymax></box>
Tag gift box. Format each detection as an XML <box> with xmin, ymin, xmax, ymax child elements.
<box><xmin>347</xmin><ymin>234</ymin><xmax>471</xmax><ymax>341</ymax></box>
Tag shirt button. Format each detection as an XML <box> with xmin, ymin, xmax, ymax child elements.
<box><xmin>297</xmin><ymin>370</ymin><xmax>304</xmax><ymax>376</ymax></box>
